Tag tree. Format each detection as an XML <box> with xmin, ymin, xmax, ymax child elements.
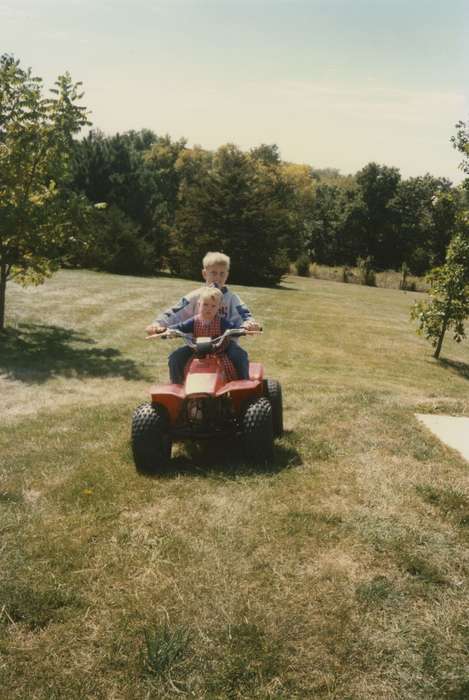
<box><xmin>143</xmin><ymin>135</ymin><xmax>187</xmax><ymax>267</ymax></box>
<box><xmin>347</xmin><ymin>163</ymin><xmax>401</xmax><ymax>269</ymax></box>
<box><xmin>411</xmin><ymin>231</ymin><xmax>469</xmax><ymax>358</ymax></box>
<box><xmin>172</xmin><ymin>144</ymin><xmax>297</xmax><ymax>285</ymax></box>
<box><xmin>71</xmin><ymin>131</ymin><xmax>187</xmax><ymax>272</ymax></box>
<box><xmin>409</xmin><ymin>120</ymin><xmax>469</xmax><ymax>356</ymax></box>
<box><xmin>0</xmin><ymin>54</ymin><xmax>90</xmax><ymax>330</ymax></box>
<box><xmin>280</xmin><ymin>162</ymin><xmax>316</xmax><ymax>259</ymax></box>
<box><xmin>72</xmin><ymin>129</ymin><xmax>161</xmax><ymax>224</ymax></box>
<box><xmin>304</xmin><ymin>178</ymin><xmax>358</xmax><ymax>265</ymax></box>
<box><xmin>72</xmin><ymin>205</ymin><xmax>156</xmax><ymax>275</ymax></box>
<box><xmin>392</xmin><ymin>175</ymin><xmax>456</xmax><ymax>275</ymax></box>
<box><xmin>249</xmin><ymin>143</ymin><xmax>281</xmax><ymax>165</ymax></box>
<box><xmin>451</xmin><ymin>121</ymin><xmax>469</xmax><ymax>176</ymax></box>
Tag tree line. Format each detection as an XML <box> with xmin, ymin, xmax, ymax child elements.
<box><xmin>1</xmin><ymin>54</ymin><xmax>469</xmax><ymax>333</ymax></box>
<box><xmin>67</xmin><ymin>130</ymin><xmax>468</xmax><ymax>284</ymax></box>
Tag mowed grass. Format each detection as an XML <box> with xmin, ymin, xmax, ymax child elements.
<box><xmin>2</xmin><ymin>269</ymin><xmax>469</xmax><ymax>699</ymax></box>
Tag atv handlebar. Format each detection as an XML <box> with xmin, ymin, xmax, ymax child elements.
<box><xmin>146</xmin><ymin>326</ymin><xmax>261</xmax><ymax>351</ymax></box>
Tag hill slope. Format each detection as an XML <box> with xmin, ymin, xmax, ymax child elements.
<box><xmin>2</xmin><ymin>270</ymin><xmax>469</xmax><ymax>699</ymax></box>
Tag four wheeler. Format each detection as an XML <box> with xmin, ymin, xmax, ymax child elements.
<box><xmin>131</xmin><ymin>328</ymin><xmax>283</xmax><ymax>473</ymax></box>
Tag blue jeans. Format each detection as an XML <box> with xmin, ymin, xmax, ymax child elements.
<box><xmin>168</xmin><ymin>343</ymin><xmax>249</xmax><ymax>384</ymax></box>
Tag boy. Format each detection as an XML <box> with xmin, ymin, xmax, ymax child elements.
<box><xmin>146</xmin><ymin>251</ymin><xmax>260</xmax><ymax>384</ymax></box>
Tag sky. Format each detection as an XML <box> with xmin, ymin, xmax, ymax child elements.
<box><xmin>2</xmin><ymin>0</ymin><xmax>469</xmax><ymax>182</ymax></box>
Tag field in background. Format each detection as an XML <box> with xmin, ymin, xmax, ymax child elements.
<box><xmin>295</xmin><ymin>263</ymin><xmax>428</xmax><ymax>293</ymax></box>
<box><xmin>2</xmin><ymin>269</ymin><xmax>469</xmax><ymax>699</ymax></box>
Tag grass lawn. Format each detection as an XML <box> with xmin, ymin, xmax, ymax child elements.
<box><xmin>1</xmin><ymin>269</ymin><xmax>469</xmax><ymax>699</ymax></box>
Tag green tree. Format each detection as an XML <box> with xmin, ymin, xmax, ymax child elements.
<box><xmin>143</xmin><ymin>135</ymin><xmax>187</xmax><ymax>268</ymax></box>
<box><xmin>72</xmin><ymin>129</ymin><xmax>161</xmax><ymax>223</ymax></box>
<box><xmin>411</xmin><ymin>231</ymin><xmax>469</xmax><ymax>359</ymax></box>
<box><xmin>73</xmin><ymin>205</ymin><xmax>155</xmax><ymax>275</ymax></box>
<box><xmin>392</xmin><ymin>175</ymin><xmax>456</xmax><ymax>275</ymax></box>
<box><xmin>249</xmin><ymin>143</ymin><xmax>281</xmax><ymax>165</ymax></box>
<box><xmin>71</xmin><ymin>131</ymin><xmax>185</xmax><ymax>272</ymax></box>
<box><xmin>428</xmin><ymin>186</ymin><xmax>460</xmax><ymax>265</ymax></box>
<box><xmin>347</xmin><ymin>163</ymin><xmax>401</xmax><ymax>269</ymax></box>
<box><xmin>451</xmin><ymin>121</ymin><xmax>469</xmax><ymax>176</ymax></box>
<box><xmin>304</xmin><ymin>178</ymin><xmax>357</xmax><ymax>265</ymax></box>
<box><xmin>172</xmin><ymin>143</ymin><xmax>297</xmax><ymax>285</ymax></box>
<box><xmin>0</xmin><ymin>54</ymin><xmax>90</xmax><ymax>329</ymax></box>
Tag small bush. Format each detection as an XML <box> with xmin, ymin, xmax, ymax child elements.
<box><xmin>409</xmin><ymin>246</ymin><xmax>433</xmax><ymax>276</ymax></box>
<box><xmin>399</xmin><ymin>262</ymin><xmax>416</xmax><ymax>291</ymax></box>
<box><xmin>294</xmin><ymin>253</ymin><xmax>311</xmax><ymax>277</ymax></box>
<box><xmin>310</xmin><ymin>262</ymin><xmax>319</xmax><ymax>278</ymax></box>
<box><xmin>357</xmin><ymin>256</ymin><xmax>376</xmax><ymax>286</ymax></box>
<box><xmin>399</xmin><ymin>262</ymin><xmax>409</xmax><ymax>290</ymax></box>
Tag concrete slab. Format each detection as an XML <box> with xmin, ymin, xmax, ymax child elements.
<box><xmin>416</xmin><ymin>414</ymin><xmax>469</xmax><ymax>462</ymax></box>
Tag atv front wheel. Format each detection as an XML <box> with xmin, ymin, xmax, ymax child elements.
<box><xmin>263</xmin><ymin>378</ymin><xmax>283</xmax><ymax>437</ymax></box>
<box><xmin>131</xmin><ymin>402</ymin><xmax>172</xmax><ymax>474</ymax></box>
<box><xmin>242</xmin><ymin>397</ymin><xmax>274</xmax><ymax>463</ymax></box>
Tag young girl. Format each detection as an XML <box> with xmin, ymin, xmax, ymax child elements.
<box><xmin>168</xmin><ymin>287</ymin><xmax>238</xmax><ymax>382</ymax></box>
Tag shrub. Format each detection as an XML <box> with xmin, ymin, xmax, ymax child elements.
<box><xmin>72</xmin><ymin>206</ymin><xmax>156</xmax><ymax>275</ymax></box>
<box><xmin>399</xmin><ymin>262</ymin><xmax>409</xmax><ymax>290</ymax></box>
<box><xmin>295</xmin><ymin>253</ymin><xmax>311</xmax><ymax>277</ymax></box>
<box><xmin>398</xmin><ymin>263</ymin><xmax>417</xmax><ymax>291</ymax></box>
<box><xmin>408</xmin><ymin>247</ymin><xmax>433</xmax><ymax>276</ymax></box>
<box><xmin>357</xmin><ymin>256</ymin><xmax>376</xmax><ymax>286</ymax></box>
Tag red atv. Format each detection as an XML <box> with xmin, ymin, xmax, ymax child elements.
<box><xmin>131</xmin><ymin>328</ymin><xmax>283</xmax><ymax>473</ymax></box>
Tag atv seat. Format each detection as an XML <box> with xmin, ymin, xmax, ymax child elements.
<box><xmin>248</xmin><ymin>362</ymin><xmax>263</xmax><ymax>382</ymax></box>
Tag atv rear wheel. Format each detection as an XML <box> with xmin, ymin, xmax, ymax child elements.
<box><xmin>263</xmin><ymin>378</ymin><xmax>283</xmax><ymax>437</ymax></box>
<box><xmin>242</xmin><ymin>397</ymin><xmax>274</xmax><ymax>463</ymax></box>
<box><xmin>131</xmin><ymin>402</ymin><xmax>172</xmax><ymax>474</ymax></box>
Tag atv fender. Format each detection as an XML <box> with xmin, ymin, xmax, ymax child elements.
<box><xmin>216</xmin><ymin>379</ymin><xmax>263</xmax><ymax>413</ymax></box>
<box><xmin>150</xmin><ymin>383</ymin><xmax>185</xmax><ymax>424</ymax></box>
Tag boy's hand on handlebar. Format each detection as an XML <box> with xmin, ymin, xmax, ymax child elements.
<box><xmin>145</xmin><ymin>323</ymin><xmax>166</xmax><ymax>337</ymax></box>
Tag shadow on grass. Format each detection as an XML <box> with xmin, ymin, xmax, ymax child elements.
<box><xmin>275</xmin><ymin>283</ymin><xmax>300</xmax><ymax>291</ymax></box>
<box><xmin>438</xmin><ymin>357</ymin><xmax>469</xmax><ymax>381</ymax></box>
<box><xmin>140</xmin><ymin>430</ymin><xmax>302</xmax><ymax>480</ymax></box>
<box><xmin>0</xmin><ymin>323</ymin><xmax>147</xmax><ymax>384</ymax></box>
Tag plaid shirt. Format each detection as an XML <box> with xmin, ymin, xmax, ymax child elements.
<box><xmin>193</xmin><ymin>315</ymin><xmax>224</xmax><ymax>340</ymax></box>
<box><xmin>189</xmin><ymin>315</ymin><xmax>237</xmax><ymax>382</ymax></box>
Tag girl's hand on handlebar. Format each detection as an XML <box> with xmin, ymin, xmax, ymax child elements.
<box><xmin>242</xmin><ymin>320</ymin><xmax>261</xmax><ymax>332</ymax></box>
<box><xmin>146</xmin><ymin>328</ymin><xmax>173</xmax><ymax>341</ymax></box>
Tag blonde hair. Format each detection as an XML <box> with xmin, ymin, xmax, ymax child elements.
<box><xmin>198</xmin><ymin>286</ymin><xmax>223</xmax><ymax>306</ymax></box>
<box><xmin>202</xmin><ymin>251</ymin><xmax>230</xmax><ymax>270</ymax></box>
